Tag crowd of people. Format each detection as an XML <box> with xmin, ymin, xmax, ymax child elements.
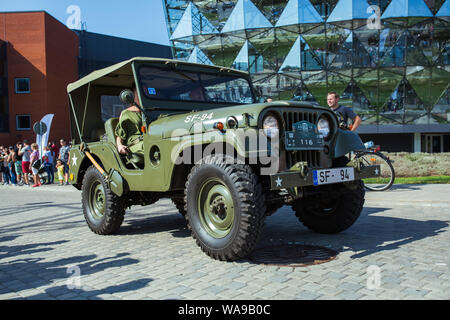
<box><xmin>0</xmin><ymin>139</ymin><xmax>71</xmax><ymax>188</ymax></box>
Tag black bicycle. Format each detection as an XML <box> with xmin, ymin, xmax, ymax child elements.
<box><xmin>353</xmin><ymin>143</ymin><xmax>395</xmax><ymax>191</ymax></box>
<box><xmin>334</xmin><ymin>112</ymin><xmax>395</xmax><ymax>191</ymax></box>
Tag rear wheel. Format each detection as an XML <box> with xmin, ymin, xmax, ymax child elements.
<box><xmin>292</xmin><ymin>180</ymin><xmax>365</xmax><ymax>234</ymax></box>
<box><xmin>185</xmin><ymin>155</ymin><xmax>266</xmax><ymax>261</ymax></box>
<box><xmin>82</xmin><ymin>166</ymin><xmax>125</xmax><ymax>235</ymax></box>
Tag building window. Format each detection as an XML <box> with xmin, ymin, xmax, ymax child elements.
<box><xmin>16</xmin><ymin>115</ymin><xmax>31</xmax><ymax>130</ymax></box>
<box><xmin>15</xmin><ymin>78</ymin><xmax>30</xmax><ymax>93</ymax></box>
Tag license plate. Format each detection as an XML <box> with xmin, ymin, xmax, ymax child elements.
<box><xmin>285</xmin><ymin>121</ymin><xmax>324</xmax><ymax>151</ymax></box>
<box><xmin>285</xmin><ymin>132</ymin><xmax>323</xmax><ymax>150</ymax></box>
<box><xmin>313</xmin><ymin>167</ymin><xmax>355</xmax><ymax>186</ymax></box>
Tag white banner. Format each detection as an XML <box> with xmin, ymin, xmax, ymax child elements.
<box><xmin>36</xmin><ymin>114</ymin><xmax>54</xmax><ymax>159</ymax></box>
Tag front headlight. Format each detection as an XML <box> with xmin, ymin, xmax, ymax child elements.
<box><xmin>262</xmin><ymin>115</ymin><xmax>279</xmax><ymax>138</ymax></box>
<box><xmin>317</xmin><ymin>117</ymin><xmax>330</xmax><ymax>139</ymax></box>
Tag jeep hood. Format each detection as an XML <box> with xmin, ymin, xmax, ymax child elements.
<box><xmin>147</xmin><ymin>101</ymin><xmax>327</xmax><ymax>139</ymax></box>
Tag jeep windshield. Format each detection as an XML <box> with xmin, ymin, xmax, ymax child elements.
<box><xmin>138</xmin><ymin>65</ymin><xmax>255</xmax><ymax>105</ymax></box>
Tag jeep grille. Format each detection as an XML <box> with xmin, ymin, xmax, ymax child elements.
<box><xmin>282</xmin><ymin>111</ymin><xmax>321</xmax><ymax>168</ymax></box>
<box><xmin>282</xmin><ymin>111</ymin><xmax>318</xmax><ymax>132</ymax></box>
<box><xmin>286</xmin><ymin>150</ymin><xmax>321</xmax><ymax>168</ymax></box>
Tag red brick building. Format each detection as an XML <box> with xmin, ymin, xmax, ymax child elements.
<box><xmin>0</xmin><ymin>11</ymin><xmax>79</xmax><ymax>147</ymax></box>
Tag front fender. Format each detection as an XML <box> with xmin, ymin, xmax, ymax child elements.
<box><xmin>333</xmin><ymin>129</ymin><xmax>364</xmax><ymax>158</ymax></box>
<box><xmin>69</xmin><ymin>142</ymin><xmax>124</xmax><ymax>187</ymax></box>
<box><xmin>68</xmin><ymin>148</ymin><xmax>85</xmax><ymax>188</ymax></box>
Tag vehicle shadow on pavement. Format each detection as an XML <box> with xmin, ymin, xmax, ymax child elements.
<box><xmin>363</xmin><ymin>207</ymin><xmax>391</xmax><ymax>215</ymax></box>
<box><xmin>0</xmin><ymin>235</ymin><xmax>150</xmax><ymax>299</ymax></box>
<box><xmin>345</xmin><ymin>208</ymin><xmax>449</xmax><ymax>259</ymax></box>
<box><xmin>118</xmin><ymin>210</ymin><xmax>190</xmax><ymax>238</ymax></box>
<box><xmin>244</xmin><ymin>206</ymin><xmax>449</xmax><ymax>264</ymax></box>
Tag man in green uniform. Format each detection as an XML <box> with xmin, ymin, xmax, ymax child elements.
<box><xmin>115</xmin><ymin>85</ymin><xmax>144</xmax><ymax>161</ymax></box>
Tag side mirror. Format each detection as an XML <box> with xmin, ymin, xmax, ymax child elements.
<box><xmin>120</xmin><ymin>89</ymin><xmax>134</xmax><ymax>105</ymax></box>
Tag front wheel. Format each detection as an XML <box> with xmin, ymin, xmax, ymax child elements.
<box><xmin>292</xmin><ymin>180</ymin><xmax>365</xmax><ymax>234</ymax></box>
<box><xmin>185</xmin><ymin>155</ymin><xmax>266</xmax><ymax>261</ymax></box>
<box><xmin>81</xmin><ymin>166</ymin><xmax>125</xmax><ymax>235</ymax></box>
<box><xmin>356</xmin><ymin>151</ymin><xmax>395</xmax><ymax>191</ymax></box>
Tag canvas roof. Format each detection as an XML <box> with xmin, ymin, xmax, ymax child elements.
<box><xmin>67</xmin><ymin>57</ymin><xmax>249</xmax><ymax>93</ymax></box>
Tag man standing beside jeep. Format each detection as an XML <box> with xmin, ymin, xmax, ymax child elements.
<box><xmin>327</xmin><ymin>92</ymin><xmax>361</xmax><ymax>131</ymax></box>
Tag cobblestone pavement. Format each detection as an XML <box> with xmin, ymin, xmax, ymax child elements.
<box><xmin>0</xmin><ymin>183</ymin><xmax>448</xmax><ymax>300</ymax></box>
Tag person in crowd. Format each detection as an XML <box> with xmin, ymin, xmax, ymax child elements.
<box><xmin>49</xmin><ymin>141</ymin><xmax>59</xmax><ymax>168</ymax></box>
<box><xmin>58</xmin><ymin>139</ymin><xmax>71</xmax><ymax>185</ymax></box>
<box><xmin>7</xmin><ymin>146</ymin><xmax>17</xmax><ymax>186</ymax></box>
<box><xmin>1</xmin><ymin>146</ymin><xmax>11</xmax><ymax>185</ymax></box>
<box><xmin>55</xmin><ymin>159</ymin><xmax>65</xmax><ymax>186</ymax></box>
<box><xmin>43</xmin><ymin>145</ymin><xmax>54</xmax><ymax>185</ymax></box>
<box><xmin>327</xmin><ymin>91</ymin><xmax>361</xmax><ymax>131</ymax></box>
<box><xmin>18</xmin><ymin>140</ymin><xmax>32</xmax><ymax>187</ymax></box>
<box><xmin>30</xmin><ymin>143</ymin><xmax>41</xmax><ymax>188</ymax></box>
<box><xmin>14</xmin><ymin>142</ymin><xmax>23</xmax><ymax>185</ymax></box>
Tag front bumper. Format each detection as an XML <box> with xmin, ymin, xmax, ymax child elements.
<box><xmin>270</xmin><ymin>165</ymin><xmax>380</xmax><ymax>190</ymax></box>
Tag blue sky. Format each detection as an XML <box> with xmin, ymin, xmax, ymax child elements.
<box><xmin>0</xmin><ymin>0</ymin><xmax>170</xmax><ymax>45</ymax></box>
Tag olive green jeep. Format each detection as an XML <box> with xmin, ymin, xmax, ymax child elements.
<box><xmin>67</xmin><ymin>57</ymin><xmax>379</xmax><ymax>261</ymax></box>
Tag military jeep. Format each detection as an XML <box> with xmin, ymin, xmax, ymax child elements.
<box><xmin>67</xmin><ymin>57</ymin><xmax>379</xmax><ymax>261</ymax></box>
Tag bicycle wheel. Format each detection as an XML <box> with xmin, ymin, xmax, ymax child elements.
<box><xmin>355</xmin><ymin>151</ymin><xmax>395</xmax><ymax>191</ymax></box>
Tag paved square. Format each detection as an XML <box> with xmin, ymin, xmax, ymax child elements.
<box><xmin>0</xmin><ymin>183</ymin><xmax>448</xmax><ymax>300</ymax></box>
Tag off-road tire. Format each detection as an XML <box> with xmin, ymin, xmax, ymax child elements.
<box><xmin>172</xmin><ymin>198</ymin><xmax>186</xmax><ymax>217</ymax></box>
<box><xmin>185</xmin><ymin>155</ymin><xmax>266</xmax><ymax>261</ymax></box>
<box><xmin>292</xmin><ymin>180</ymin><xmax>365</xmax><ymax>234</ymax></box>
<box><xmin>81</xmin><ymin>166</ymin><xmax>125</xmax><ymax>235</ymax></box>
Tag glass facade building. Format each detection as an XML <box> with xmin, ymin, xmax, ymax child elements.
<box><xmin>163</xmin><ymin>0</ymin><xmax>450</xmax><ymax>152</ymax></box>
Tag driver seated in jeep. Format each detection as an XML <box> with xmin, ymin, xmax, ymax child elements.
<box><xmin>115</xmin><ymin>84</ymin><xmax>145</xmax><ymax>165</ymax></box>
